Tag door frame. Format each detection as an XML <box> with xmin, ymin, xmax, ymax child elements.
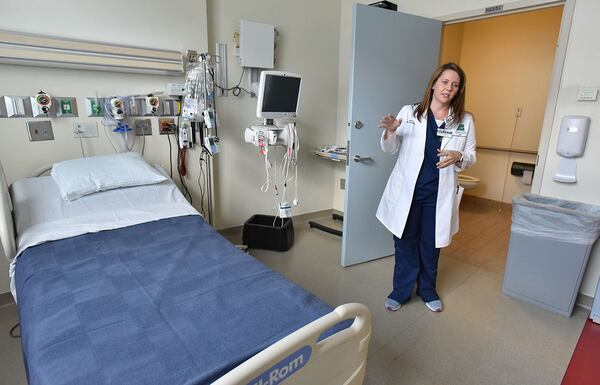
<box><xmin>437</xmin><ymin>0</ymin><xmax>574</xmax><ymax>195</ymax></box>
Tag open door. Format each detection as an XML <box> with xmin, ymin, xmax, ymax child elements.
<box><xmin>342</xmin><ymin>5</ymin><xmax>441</xmax><ymax>266</ymax></box>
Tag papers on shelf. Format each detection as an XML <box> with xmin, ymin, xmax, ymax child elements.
<box><xmin>314</xmin><ymin>145</ymin><xmax>347</xmax><ymax>162</ymax></box>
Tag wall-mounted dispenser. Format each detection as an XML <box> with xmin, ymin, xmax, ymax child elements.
<box><xmin>553</xmin><ymin>115</ymin><xmax>590</xmax><ymax>183</ymax></box>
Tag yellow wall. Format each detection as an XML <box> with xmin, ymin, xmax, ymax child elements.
<box><xmin>440</xmin><ymin>23</ymin><xmax>464</xmax><ymax>65</ymax></box>
<box><xmin>440</xmin><ymin>6</ymin><xmax>562</xmax><ymax>202</ymax></box>
<box><xmin>460</xmin><ymin>7</ymin><xmax>563</xmax><ymax>151</ymax></box>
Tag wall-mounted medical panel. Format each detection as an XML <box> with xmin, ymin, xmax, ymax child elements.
<box><xmin>30</xmin><ymin>97</ymin><xmax>51</xmax><ymax>118</ymax></box>
<box><xmin>85</xmin><ymin>97</ymin><xmax>105</xmax><ymax>117</ymax></box>
<box><xmin>0</xmin><ymin>96</ymin><xmax>33</xmax><ymax>117</ymax></box>
<box><xmin>131</xmin><ymin>97</ymin><xmax>160</xmax><ymax>116</ymax></box>
<box><xmin>159</xmin><ymin>97</ymin><xmax>178</xmax><ymax>116</ymax></box>
<box><xmin>130</xmin><ymin>98</ymin><xmax>147</xmax><ymax>117</ymax></box>
<box><xmin>52</xmin><ymin>97</ymin><xmax>78</xmax><ymax>117</ymax></box>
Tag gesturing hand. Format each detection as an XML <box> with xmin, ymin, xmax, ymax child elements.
<box><xmin>437</xmin><ymin>149</ymin><xmax>462</xmax><ymax>169</ymax></box>
<box><xmin>378</xmin><ymin>114</ymin><xmax>401</xmax><ymax>134</ymax></box>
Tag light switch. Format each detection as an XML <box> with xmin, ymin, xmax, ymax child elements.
<box><xmin>577</xmin><ymin>87</ymin><xmax>599</xmax><ymax>102</ymax></box>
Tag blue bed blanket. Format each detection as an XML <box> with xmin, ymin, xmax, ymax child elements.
<box><xmin>15</xmin><ymin>215</ymin><xmax>338</xmax><ymax>385</ymax></box>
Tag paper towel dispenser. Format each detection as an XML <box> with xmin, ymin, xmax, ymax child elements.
<box><xmin>553</xmin><ymin>115</ymin><xmax>590</xmax><ymax>183</ymax></box>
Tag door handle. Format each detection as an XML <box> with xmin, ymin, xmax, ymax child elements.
<box><xmin>353</xmin><ymin>155</ymin><xmax>372</xmax><ymax>163</ymax></box>
<box><xmin>354</xmin><ymin>121</ymin><xmax>364</xmax><ymax>129</ymax></box>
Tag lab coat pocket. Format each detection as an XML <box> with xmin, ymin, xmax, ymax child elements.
<box><xmin>451</xmin><ymin>185</ymin><xmax>465</xmax><ymax>235</ymax></box>
<box><xmin>449</xmin><ymin>136</ymin><xmax>467</xmax><ymax>151</ymax></box>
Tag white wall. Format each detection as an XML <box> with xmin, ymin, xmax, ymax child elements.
<box><xmin>0</xmin><ymin>0</ymin><xmax>208</xmax><ymax>294</ymax></box>
<box><xmin>206</xmin><ymin>0</ymin><xmax>341</xmax><ymax>228</ymax></box>
<box><xmin>536</xmin><ymin>0</ymin><xmax>600</xmax><ymax>296</ymax></box>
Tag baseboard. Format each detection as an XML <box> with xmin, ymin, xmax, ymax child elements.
<box><xmin>0</xmin><ymin>291</ymin><xmax>15</xmax><ymax>307</ymax></box>
<box><xmin>217</xmin><ymin>209</ymin><xmax>336</xmax><ymax>236</ymax></box>
<box><xmin>576</xmin><ymin>293</ymin><xmax>593</xmax><ymax>310</ymax></box>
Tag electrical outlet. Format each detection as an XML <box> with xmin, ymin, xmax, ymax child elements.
<box><xmin>134</xmin><ymin>119</ymin><xmax>153</xmax><ymax>136</ymax></box>
<box><xmin>27</xmin><ymin>121</ymin><xmax>54</xmax><ymax>141</ymax></box>
<box><xmin>159</xmin><ymin>118</ymin><xmax>176</xmax><ymax>135</ymax></box>
<box><xmin>73</xmin><ymin>122</ymin><xmax>98</xmax><ymax>138</ymax></box>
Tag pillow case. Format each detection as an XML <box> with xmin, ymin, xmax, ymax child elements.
<box><xmin>51</xmin><ymin>152</ymin><xmax>167</xmax><ymax>201</ymax></box>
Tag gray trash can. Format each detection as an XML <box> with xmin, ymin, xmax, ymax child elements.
<box><xmin>503</xmin><ymin>194</ymin><xmax>600</xmax><ymax>317</ymax></box>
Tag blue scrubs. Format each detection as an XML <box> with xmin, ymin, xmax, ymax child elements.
<box><xmin>389</xmin><ymin>108</ymin><xmax>443</xmax><ymax>304</ymax></box>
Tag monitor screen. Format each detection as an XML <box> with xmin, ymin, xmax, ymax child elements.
<box><xmin>256</xmin><ymin>71</ymin><xmax>302</xmax><ymax>119</ymax></box>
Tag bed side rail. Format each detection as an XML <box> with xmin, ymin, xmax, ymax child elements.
<box><xmin>212</xmin><ymin>302</ymin><xmax>371</xmax><ymax>385</ymax></box>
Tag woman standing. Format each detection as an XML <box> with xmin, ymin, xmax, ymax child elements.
<box><xmin>377</xmin><ymin>62</ymin><xmax>476</xmax><ymax>312</ymax></box>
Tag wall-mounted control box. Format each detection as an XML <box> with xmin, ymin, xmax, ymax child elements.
<box><xmin>239</xmin><ymin>20</ymin><xmax>275</xmax><ymax>69</ymax></box>
<box><xmin>159</xmin><ymin>118</ymin><xmax>176</xmax><ymax>135</ymax></box>
<box><xmin>27</xmin><ymin>121</ymin><xmax>54</xmax><ymax>141</ymax></box>
<box><xmin>166</xmin><ymin>83</ymin><xmax>186</xmax><ymax>96</ymax></box>
<box><xmin>134</xmin><ymin>119</ymin><xmax>153</xmax><ymax>136</ymax></box>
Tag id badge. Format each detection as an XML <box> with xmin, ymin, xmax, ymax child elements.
<box><xmin>453</xmin><ymin>122</ymin><xmax>468</xmax><ymax>137</ymax></box>
<box><xmin>436</xmin><ymin>127</ymin><xmax>454</xmax><ymax>138</ymax></box>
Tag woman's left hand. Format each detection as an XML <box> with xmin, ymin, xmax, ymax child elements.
<box><xmin>437</xmin><ymin>149</ymin><xmax>462</xmax><ymax>169</ymax></box>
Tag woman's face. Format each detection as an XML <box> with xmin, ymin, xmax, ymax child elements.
<box><xmin>432</xmin><ymin>69</ymin><xmax>461</xmax><ymax>106</ymax></box>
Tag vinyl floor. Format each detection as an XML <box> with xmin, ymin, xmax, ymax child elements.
<box><xmin>0</xmin><ymin>200</ymin><xmax>588</xmax><ymax>385</ymax></box>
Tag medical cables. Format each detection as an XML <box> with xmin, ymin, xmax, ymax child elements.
<box><xmin>259</xmin><ymin>122</ymin><xmax>299</xmax><ymax>222</ymax></box>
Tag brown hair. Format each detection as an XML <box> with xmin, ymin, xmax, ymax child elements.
<box><xmin>413</xmin><ymin>62</ymin><xmax>466</xmax><ymax>126</ymax></box>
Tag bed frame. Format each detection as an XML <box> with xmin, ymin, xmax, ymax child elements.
<box><xmin>0</xmin><ymin>160</ymin><xmax>371</xmax><ymax>385</ymax></box>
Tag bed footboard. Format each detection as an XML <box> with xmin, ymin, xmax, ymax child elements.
<box><xmin>213</xmin><ymin>302</ymin><xmax>371</xmax><ymax>385</ymax></box>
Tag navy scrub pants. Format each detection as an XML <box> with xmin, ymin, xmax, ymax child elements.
<box><xmin>389</xmin><ymin>198</ymin><xmax>441</xmax><ymax>304</ymax></box>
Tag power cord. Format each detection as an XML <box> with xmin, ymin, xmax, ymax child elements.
<box><xmin>176</xmin><ymin>146</ymin><xmax>193</xmax><ymax>204</ymax></box>
<box><xmin>9</xmin><ymin>322</ymin><xmax>20</xmax><ymax>338</ymax></box>
<box><xmin>209</xmin><ymin>67</ymin><xmax>255</xmax><ymax>97</ymax></box>
<box><xmin>197</xmin><ymin>152</ymin><xmax>207</xmax><ymax>217</ymax></box>
<box><xmin>166</xmin><ymin>134</ymin><xmax>174</xmax><ymax>179</ymax></box>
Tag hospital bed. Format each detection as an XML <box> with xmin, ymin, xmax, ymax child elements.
<box><xmin>0</xmin><ymin>158</ymin><xmax>371</xmax><ymax>385</ymax></box>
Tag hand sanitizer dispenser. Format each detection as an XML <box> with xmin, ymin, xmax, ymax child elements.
<box><xmin>553</xmin><ymin>115</ymin><xmax>590</xmax><ymax>183</ymax></box>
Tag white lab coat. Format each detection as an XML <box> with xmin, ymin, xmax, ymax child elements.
<box><xmin>376</xmin><ymin>104</ymin><xmax>476</xmax><ymax>248</ymax></box>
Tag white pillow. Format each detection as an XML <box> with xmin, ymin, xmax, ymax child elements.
<box><xmin>51</xmin><ymin>152</ymin><xmax>168</xmax><ymax>201</ymax></box>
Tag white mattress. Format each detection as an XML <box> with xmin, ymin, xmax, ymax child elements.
<box><xmin>9</xmin><ymin>175</ymin><xmax>199</xmax><ymax>299</ymax></box>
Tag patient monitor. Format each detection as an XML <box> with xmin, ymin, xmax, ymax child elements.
<box><xmin>244</xmin><ymin>71</ymin><xmax>302</xmax><ymax>218</ymax></box>
<box><xmin>245</xmin><ymin>71</ymin><xmax>302</xmax><ymax>148</ymax></box>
